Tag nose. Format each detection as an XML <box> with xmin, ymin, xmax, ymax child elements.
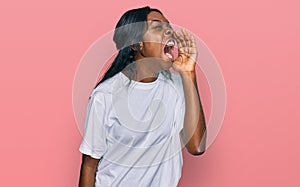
<box><xmin>164</xmin><ymin>28</ymin><xmax>174</xmax><ymax>37</ymax></box>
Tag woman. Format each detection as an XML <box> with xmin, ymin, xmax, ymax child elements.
<box><xmin>79</xmin><ymin>6</ymin><xmax>207</xmax><ymax>187</ymax></box>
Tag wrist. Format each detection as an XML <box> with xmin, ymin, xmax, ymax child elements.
<box><xmin>179</xmin><ymin>70</ymin><xmax>196</xmax><ymax>76</ymax></box>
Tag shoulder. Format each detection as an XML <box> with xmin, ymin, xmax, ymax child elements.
<box><xmin>91</xmin><ymin>72</ymin><xmax>123</xmax><ymax>98</ymax></box>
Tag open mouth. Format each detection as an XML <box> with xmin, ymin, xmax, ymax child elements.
<box><xmin>163</xmin><ymin>39</ymin><xmax>175</xmax><ymax>60</ymax></box>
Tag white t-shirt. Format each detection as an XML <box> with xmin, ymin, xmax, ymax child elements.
<box><xmin>79</xmin><ymin>71</ymin><xmax>186</xmax><ymax>187</ymax></box>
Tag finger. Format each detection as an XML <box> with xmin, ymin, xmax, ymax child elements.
<box><xmin>174</xmin><ymin>31</ymin><xmax>187</xmax><ymax>55</ymax></box>
<box><xmin>189</xmin><ymin>47</ymin><xmax>197</xmax><ymax>54</ymax></box>
<box><xmin>182</xmin><ymin>29</ymin><xmax>192</xmax><ymax>54</ymax></box>
<box><xmin>182</xmin><ymin>47</ymin><xmax>190</xmax><ymax>56</ymax></box>
<box><xmin>174</xmin><ymin>31</ymin><xmax>183</xmax><ymax>49</ymax></box>
<box><xmin>176</xmin><ymin>30</ymin><xmax>187</xmax><ymax>48</ymax></box>
<box><xmin>189</xmin><ymin>47</ymin><xmax>198</xmax><ymax>61</ymax></box>
<box><xmin>190</xmin><ymin>34</ymin><xmax>196</xmax><ymax>48</ymax></box>
<box><xmin>182</xmin><ymin>30</ymin><xmax>198</xmax><ymax>62</ymax></box>
<box><xmin>179</xmin><ymin>29</ymin><xmax>189</xmax><ymax>54</ymax></box>
<box><xmin>187</xmin><ymin>32</ymin><xmax>198</xmax><ymax>59</ymax></box>
<box><xmin>182</xmin><ymin>29</ymin><xmax>190</xmax><ymax>45</ymax></box>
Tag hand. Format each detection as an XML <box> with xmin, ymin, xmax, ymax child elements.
<box><xmin>172</xmin><ymin>29</ymin><xmax>198</xmax><ymax>73</ymax></box>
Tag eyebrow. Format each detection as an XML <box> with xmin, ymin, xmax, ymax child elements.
<box><xmin>150</xmin><ymin>19</ymin><xmax>170</xmax><ymax>24</ymax></box>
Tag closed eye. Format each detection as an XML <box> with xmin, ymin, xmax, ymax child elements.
<box><xmin>153</xmin><ymin>25</ymin><xmax>163</xmax><ymax>30</ymax></box>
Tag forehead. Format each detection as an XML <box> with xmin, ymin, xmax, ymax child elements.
<box><xmin>147</xmin><ymin>11</ymin><xmax>169</xmax><ymax>23</ymax></box>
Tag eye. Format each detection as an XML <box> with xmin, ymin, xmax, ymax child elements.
<box><xmin>153</xmin><ymin>25</ymin><xmax>163</xmax><ymax>30</ymax></box>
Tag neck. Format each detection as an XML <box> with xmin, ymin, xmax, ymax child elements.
<box><xmin>122</xmin><ymin>60</ymin><xmax>160</xmax><ymax>83</ymax></box>
<box><xmin>135</xmin><ymin>60</ymin><xmax>159</xmax><ymax>83</ymax></box>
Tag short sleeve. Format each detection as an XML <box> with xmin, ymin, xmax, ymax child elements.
<box><xmin>172</xmin><ymin>73</ymin><xmax>186</xmax><ymax>131</ymax></box>
<box><xmin>79</xmin><ymin>94</ymin><xmax>107</xmax><ymax>159</ymax></box>
<box><xmin>174</xmin><ymin>96</ymin><xmax>186</xmax><ymax>131</ymax></box>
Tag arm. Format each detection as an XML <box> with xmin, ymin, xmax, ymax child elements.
<box><xmin>180</xmin><ymin>71</ymin><xmax>207</xmax><ymax>155</ymax></box>
<box><xmin>79</xmin><ymin>154</ymin><xmax>100</xmax><ymax>187</ymax></box>
<box><xmin>173</xmin><ymin>29</ymin><xmax>207</xmax><ymax>156</ymax></box>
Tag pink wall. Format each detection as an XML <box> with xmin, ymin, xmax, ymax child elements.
<box><xmin>0</xmin><ymin>0</ymin><xmax>299</xmax><ymax>186</ymax></box>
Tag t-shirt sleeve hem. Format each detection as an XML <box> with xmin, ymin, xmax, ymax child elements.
<box><xmin>79</xmin><ymin>144</ymin><xmax>104</xmax><ymax>159</ymax></box>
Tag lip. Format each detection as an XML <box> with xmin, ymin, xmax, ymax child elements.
<box><xmin>162</xmin><ymin>38</ymin><xmax>176</xmax><ymax>61</ymax></box>
<box><xmin>164</xmin><ymin>38</ymin><xmax>176</xmax><ymax>47</ymax></box>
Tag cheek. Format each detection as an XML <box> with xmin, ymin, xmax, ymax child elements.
<box><xmin>143</xmin><ymin>33</ymin><xmax>164</xmax><ymax>56</ymax></box>
<box><xmin>144</xmin><ymin>42</ymin><xmax>163</xmax><ymax>56</ymax></box>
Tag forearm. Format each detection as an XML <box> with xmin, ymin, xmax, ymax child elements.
<box><xmin>79</xmin><ymin>155</ymin><xmax>99</xmax><ymax>187</ymax></box>
<box><xmin>79</xmin><ymin>165</ymin><xmax>96</xmax><ymax>187</ymax></box>
<box><xmin>180</xmin><ymin>71</ymin><xmax>207</xmax><ymax>155</ymax></box>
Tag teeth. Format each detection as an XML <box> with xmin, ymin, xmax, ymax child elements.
<box><xmin>166</xmin><ymin>40</ymin><xmax>175</xmax><ymax>47</ymax></box>
<box><xmin>166</xmin><ymin>53</ymin><xmax>173</xmax><ymax>59</ymax></box>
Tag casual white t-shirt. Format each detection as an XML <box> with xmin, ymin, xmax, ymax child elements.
<box><xmin>79</xmin><ymin>71</ymin><xmax>186</xmax><ymax>187</ymax></box>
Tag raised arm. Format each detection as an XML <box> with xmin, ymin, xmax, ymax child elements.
<box><xmin>173</xmin><ymin>29</ymin><xmax>207</xmax><ymax>156</ymax></box>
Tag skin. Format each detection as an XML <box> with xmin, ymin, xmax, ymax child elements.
<box><xmin>79</xmin><ymin>11</ymin><xmax>207</xmax><ymax>187</ymax></box>
<box><xmin>78</xmin><ymin>155</ymin><xmax>99</xmax><ymax>187</ymax></box>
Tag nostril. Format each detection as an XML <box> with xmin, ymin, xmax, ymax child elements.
<box><xmin>165</xmin><ymin>29</ymin><xmax>173</xmax><ymax>36</ymax></box>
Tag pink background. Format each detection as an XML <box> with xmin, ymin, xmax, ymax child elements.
<box><xmin>0</xmin><ymin>0</ymin><xmax>299</xmax><ymax>186</ymax></box>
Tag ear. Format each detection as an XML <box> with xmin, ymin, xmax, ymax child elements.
<box><xmin>130</xmin><ymin>43</ymin><xmax>137</xmax><ymax>51</ymax></box>
<box><xmin>138</xmin><ymin>42</ymin><xmax>143</xmax><ymax>50</ymax></box>
<box><xmin>130</xmin><ymin>42</ymin><xmax>143</xmax><ymax>51</ymax></box>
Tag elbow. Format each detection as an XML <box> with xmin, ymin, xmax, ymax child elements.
<box><xmin>186</xmin><ymin>138</ymin><xmax>207</xmax><ymax>156</ymax></box>
<box><xmin>186</xmin><ymin>142</ymin><xmax>206</xmax><ymax>156</ymax></box>
<box><xmin>191</xmin><ymin>130</ymin><xmax>207</xmax><ymax>156</ymax></box>
<box><xmin>183</xmin><ymin>129</ymin><xmax>207</xmax><ymax>156</ymax></box>
<box><xmin>187</xmin><ymin>147</ymin><xmax>206</xmax><ymax>156</ymax></box>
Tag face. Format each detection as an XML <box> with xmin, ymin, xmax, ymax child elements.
<box><xmin>136</xmin><ymin>11</ymin><xmax>175</xmax><ymax>71</ymax></box>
